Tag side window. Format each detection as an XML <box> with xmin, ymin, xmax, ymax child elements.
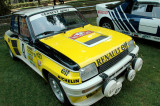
<box><xmin>125</xmin><ymin>2</ymin><xmax>134</xmax><ymax>13</ymax></box>
<box><xmin>11</xmin><ymin>15</ymin><xmax>19</xmax><ymax>33</ymax></box>
<box><xmin>131</xmin><ymin>3</ymin><xmax>147</xmax><ymax>16</ymax></box>
<box><xmin>151</xmin><ymin>5</ymin><xmax>160</xmax><ymax>18</ymax></box>
<box><xmin>146</xmin><ymin>5</ymin><xmax>153</xmax><ymax>12</ymax></box>
<box><xmin>131</xmin><ymin>3</ymin><xmax>160</xmax><ymax>18</ymax></box>
<box><xmin>19</xmin><ymin>17</ymin><xmax>30</xmax><ymax>38</ymax></box>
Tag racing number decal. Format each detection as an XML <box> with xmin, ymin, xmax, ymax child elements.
<box><xmin>22</xmin><ymin>43</ymin><xmax>26</xmax><ymax>58</ymax></box>
<box><xmin>61</xmin><ymin>69</ymin><xmax>70</xmax><ymax>76</ymax></box>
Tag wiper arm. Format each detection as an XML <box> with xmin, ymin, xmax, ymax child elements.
<box><xmin>56</xmin><ymin>28</ymin><xmax>72</xmax><ymax>34</ymax></box>
<box><xmin>36</xmin><ymin>31</ymin><xmax>55</xmax><ymax>39</ymax></box>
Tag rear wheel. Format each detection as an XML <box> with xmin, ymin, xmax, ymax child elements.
<box><xmin>100</xmin><ymin>20</ymin><xmax>114</xmax><ymax>30</ymax></box>
<box><xmin>48</xmin><ymin>73</ymin><xmax>71</xmax><ymax>105</ymax></box>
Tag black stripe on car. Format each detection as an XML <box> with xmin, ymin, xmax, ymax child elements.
<box><xmin>35</xmin><ymin>41</ymin><xmax>80</xmax><ymax>71</ymax></box>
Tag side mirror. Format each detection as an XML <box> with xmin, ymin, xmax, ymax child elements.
<box><xmin>23</xmin><ymin>37</ymin><xmax>30</xmax><ymax>43</ymax></box>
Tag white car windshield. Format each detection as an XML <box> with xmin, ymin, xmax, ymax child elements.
<box><xmin>29</xmin><ymin>10</ymin><xmax>87</xmax><ymax>38</ymax></box>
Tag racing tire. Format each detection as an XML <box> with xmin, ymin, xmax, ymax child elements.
<box><xmin>100</xmin><ymin>20</ymin><xmax>114</xmax><ymax>30</ymax></box>
<box><xmin>6</xmin><ymin>43</ymin><xmax>18</xmax><ymax>60</ymax></box>
<box><xmin>48</xmin><ymin>73</ymin><xmax>71</xmax><ymax>105</ymax></box>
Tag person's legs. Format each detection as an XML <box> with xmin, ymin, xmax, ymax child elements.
<box><xmin>59</xmin><ymin>0</ymin><xmax>64</xmax><ymax>4</ymax></box>
<box><xmin>54</xmin><ymin>0</ymin><xmax>56</xmax><ymax>5</ymax></box>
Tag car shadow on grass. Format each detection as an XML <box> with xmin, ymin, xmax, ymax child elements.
<box><xmin>133</xmin><ymin>37</ymin><xmax>160</xmax><ymax>49</ymax></box>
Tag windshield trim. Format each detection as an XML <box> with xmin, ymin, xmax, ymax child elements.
<box><xmin>29</xmin><ymin>10</ymin><xmax>89</xmax><ymax>40</ymax></box>
<box><xmin>35</xmin><ymin>23</ymin><xmax>89</xmax><ymax>40</ymax></box>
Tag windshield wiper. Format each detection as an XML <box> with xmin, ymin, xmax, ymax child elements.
<box><xmin>36</xmin><ymin>31</ymin><xmax>55</xmax><ymax>39</ymax></box>
<box><xmin>56</xmin><ymin>28</ymin><xmax>73</xmax><ymax>34</ymax></box>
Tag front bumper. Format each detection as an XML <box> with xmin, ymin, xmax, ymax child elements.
<box><xmin>60</xmin><ymin>45</ymin><xmax>141</xmax><ymax>105</ymax></box>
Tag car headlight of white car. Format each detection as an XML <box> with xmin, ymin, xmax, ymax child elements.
<box><xmin>79</xmin><ymin>63</ymin><xmax>98</xmax><ymax>81</ymax></box>
<box><xmin>128</xmin><ymin>40</ymin><xmax>135</xmax><ymax>52</ymax></box>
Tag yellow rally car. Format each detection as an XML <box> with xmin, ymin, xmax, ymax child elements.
<box><xmin>4</xmin><ymin>5</ymin><xmax>143</xmax><ymax>105</ymax></box>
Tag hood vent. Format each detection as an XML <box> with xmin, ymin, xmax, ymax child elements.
<box><xmin>83</xmin><ymin>35</ymin><xmax>111</xmax><ymax>47</ymax></box>
<box><xmin>85</xmin><ymin>36</ymin><xmax>107</xmax><ymax>45</ymax></box>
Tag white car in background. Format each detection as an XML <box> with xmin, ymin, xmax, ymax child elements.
<box><xmin>96</xmin><ymin>0</ymin><xmax>160</xmax><ymax>42</ymax></box>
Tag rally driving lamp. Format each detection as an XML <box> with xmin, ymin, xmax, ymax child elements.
<box><xmin>101</xmin><ymin>40</ymin><xmax>143</xmax><ymax>97</ymax></box>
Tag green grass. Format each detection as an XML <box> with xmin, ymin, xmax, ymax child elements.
<box><xmin>87</xmin><ymin>17</ymin><xmax>97</xmax><ymax>25</ymax></box>
<box><xmin>0</xmin><ymin>16</ymin><xmax>160</xmax><ymax>106</ymax></box>
<box><xmin>0</xmin><ymin>39</ymin><xmax>61</xmax><ymax>106</ymax></box>
<box><xmin>0</xmin><ymin>25</ymin><xmax>10</xmax><ymax>38</ymax></box>
<box><xmin>1</xmin><ymin>1</ymin><xmax>160</xmax><ymax>105</ymax></box>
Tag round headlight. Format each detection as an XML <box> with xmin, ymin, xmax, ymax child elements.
<box><xmin>132</xmin><ymin>58</ymin><xmax>143</xmax><ymax>71</ymax></box>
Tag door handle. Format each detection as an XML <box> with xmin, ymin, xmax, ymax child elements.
<box><xmin>130</xmin><ymin>19</ymin><xmax>134</xmax><ymax>21</ymax></box>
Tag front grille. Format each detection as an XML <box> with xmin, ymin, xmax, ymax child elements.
<box><xmin>98</xmin><ymin>49</ymin><xmax>128</xmax><ymax>73</ymax></box>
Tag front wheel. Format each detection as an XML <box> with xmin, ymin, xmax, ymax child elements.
<box><xmin>101</xmin><ymin>20</ymin><xmax>114</xmax><ymax>30</ymax></box>
<box><xmin>48</xmin><ymin>73</ymin><xmax>71</xmax><ymax>105</ymax></box>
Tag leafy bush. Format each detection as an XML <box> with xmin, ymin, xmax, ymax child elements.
<box><xmin>11</xmin><ymin>1</ymin><xmax>51</xmax><ymax>9</ymax></box>
<box><xmin>0</xmin><ymin>0</ymin><xmax>11</xmax><ymax>15</ymax></box>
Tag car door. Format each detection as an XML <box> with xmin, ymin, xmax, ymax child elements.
<box><xmin>125</xmin><ymin>2</ymin><xmax>160</xmax><ymax>41</ymax></box>
<box><xmin>9</xmin><ymin>15</ymin><xmax>21</xmax><ymax>56</ymax></box>
<box><xmin>112</xmin><ymin>1</ymin><xmax>138</xmax><ymax>35</ymax></box>
<box><xmin>130</xmin><ymin>3</ymin><xmax>156</xmax><ymax>35</ymax></box>
<box><xmin>137</xmin><ymin>4</ymin><xmax>160</xmax><ymax>40</ymax></box>
<box><xmin>19</xmin><ymin>17</ymin><xmax>38</xmax><ymax>68</ymax></box>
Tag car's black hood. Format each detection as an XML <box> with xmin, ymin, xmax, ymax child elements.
<box><xmin>34</xmin><ymin>40</ymin><xmax>80</xmax><ymax>71</ymax></box>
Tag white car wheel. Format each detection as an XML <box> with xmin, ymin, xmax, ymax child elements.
<box><xmin>49</xmin><ymin>77</ymin><xmax>65</xmax><ymax>103</ymax></box>
<box><xmin>101</xmin><ymin>20</ymin><xmax>114</xmax><ymax>30</ymax></box>
<box><xmin>48</xmin><ymin>73</ymin><xmax>70</xmax><ymax>105</ymax></box>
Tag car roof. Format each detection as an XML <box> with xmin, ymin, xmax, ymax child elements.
<box><xmin>13</xmin><ymin>5</ymin><xmax>74</xmax><ymax>16</ymax></box>
<box><xmin>136</xmin><ymin>0</ymin><xmax>160</xmax><ymax>3</ymax></box>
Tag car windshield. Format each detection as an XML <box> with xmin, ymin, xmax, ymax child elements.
<box><xmin>29</xmin><ymin>9</ymin><xmax>88</xmax><ymax>38</ymax></box>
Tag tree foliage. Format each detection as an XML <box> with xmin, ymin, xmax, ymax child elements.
<box><xmin>0</xmin><ymin>0</ymin><xmax>11</xmax><ymax>16</ymax></box>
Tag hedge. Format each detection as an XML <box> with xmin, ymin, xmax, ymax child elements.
<box><xmin>11</xmin><ymin>1</ymin><xmax>51</xmax><ymax>9</ymax></box>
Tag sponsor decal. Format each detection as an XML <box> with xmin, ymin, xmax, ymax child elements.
<box><xmin>28</xmin><ymin>53</ymin><xmax>33</xmax><ymax>60</ymax></box>
<box><xmin>134</xmin><ymin>35</ymin><xmax>139</xmax><ymax>37</ymax></box>
<box><xmin>27</xmin><ymin>46</ymin><xmax>34</xmax><ymax>60</ymax></box>
<box><xmin>154</xmin><ymin>36</ymin><xmax>160</xmax><ymax>40</ymax></box>
<box><xmin>96</xmin><ymin>42</ymin><xmax>128</xmax><ymax>67</ymax></box>
<box><xmin>98</xmin><ymin>10</ymin><xmax>108</xmax><ymax>14</ymax></box>
<box><xmin>69</xmin><ymin>31</ymin><xmax>93</xmax><ymax>40</ymax></box>
<box><xmin>32</xmin><ymin>48</ymin><xmax>35</xmax><ymax>52</ymax></box>
<box><xmin>36</xmin><ymin>53</ymin><xmax>42</xmax><ymax>59</ymax></box>
<box><xmin>142</xmin><ymin>35</ymin><xmax>151</xmax><ymax>39</ymax></box>
<box><xmin>58</xmin><ymin>76</ymin><xmax>79</xmax><ymax>84</ymax></box>
<box><xmin>27</xmin><ymin>46</ymin><xmax>32</xmax><ymax>51</ymax></box>
<box><xmin>34</xmin><ymin>53</ymin><xmax>36</xmax><ymax>57</ymax></box>
<box><xmin>41</xmin><ymin>8</ymin><xmax>70</xmax><ymax>16</ymax></box>
<box><xmin>37</xmin><ymin>60</ymin><xmax>41</xmax><ymax>66</ymax></box>
<box><xmin>61</xmin><ymin>69</ymin><xmax>70</xmax><ymax>76</ymax></box>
